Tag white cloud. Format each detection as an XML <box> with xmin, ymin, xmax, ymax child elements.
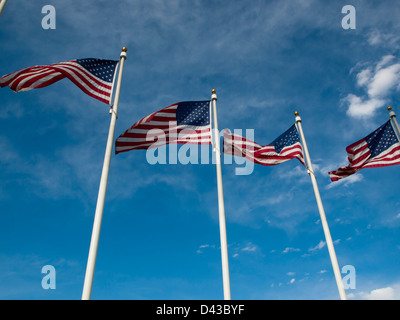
<box><xmin>345</xmin><ymin>55</ymin><xmax>400</xmax><ymax>118</ymax></box>
<box><xmin>375</xmin><ymin>55</ymin><xmax>396</xmax><ymax>72</ymax></box>
<box><xmin>345</xmin><ymin>94</ymin><xmax>385</xmax><ymax>118</ymax></box>
<box><xmin>308</xmin><ymin>240</ymin><xmax>326</xmax><ymax>252</ymax></box>
<box><xmin>282</xmin><ymin>247</ymin><xmax>300</xmax><ymax>254</ymax></box>
<box><xmin>364</xmin><ymin>287</ymin><xmax>395</xmax><ymax>300</ymax></box>
<box><xmin>196</xmin><ymin>244</ymin><xmax>216</xmax><ymax>254</ymax></box>
<box><xmin>356</xmin><ymin>282</ymin><xmax>400</xmax><ymax>300</ymax></box>
<box><xmin>356</xmin><ymin>68</ymin><xmax>372</xmax><ymax>87</ymax></box>
<box><xmin>368</xmin><ymin>62</ymin><xmax>400</xmax><ymax>98</ymax></box>
<box><xmin>230</xmin><ymin>242</ymin><xmax>262</xmax><ymax>259</ymax></box>
<box><xmin>241</xmin><ymin>245</ymin><xmax>257</xmax><ymax>252</ymax></box>
<box><xmin>326</xmin><ymin>172</ymin><xmax>363</xmax><ymax>189</ymax></box>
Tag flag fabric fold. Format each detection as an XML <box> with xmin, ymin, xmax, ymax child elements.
<box><xmin>115</xmin><ymin>100</ymin><xmax>212</xmax><ymax>154</ymax></box>
<box><xmin>328</xmin><ymin>120</ymin><xmax>400</xmax><ymax>182</ymax></box>
<box><xmin>0</xmin><ymin>58</ymin><xmax>119</xmax><ymax>104</ymax></box>
<box><xmin>223</xmin><ymin>124</ymin><xmax>305</xmax><ymax>166</ymax></box>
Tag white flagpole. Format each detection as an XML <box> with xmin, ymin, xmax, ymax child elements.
<box><xmin>211</xmin><ymin>89</ymin><xmax>231</xmax><ymax>300</ymax></box>
<box><xmin>388</xmin><ymin>106</ymin><xmax>400</xmax><ymax>141</ymax></box>
<box><xmin>294</xmin><ymin>111</ymin><xmax>347</xmax><ymax>301</ymax></box>
<box><xmin>81</xmin><ymin>47</ymin><xmax>127</xmax><ymax>300</ymax></box>
<box><xmin>0</xmin><ymin>0</ymin><xmax>8</xmax><ymax>17</ymax></box>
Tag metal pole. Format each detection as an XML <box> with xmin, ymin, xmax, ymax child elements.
<box><xmin>211</xmin><ymin>89</ymin><xmax>231</xmax><ymax>300</ymax></box>
<box><xmin>0</xmin><ymin>0</ymin><xmax>8</xmax><ymax>17</ymax></box>
<box><xmin>388</xmin><ymin>106</ymin><xmax>400</xmax><ymax>142</ymax></box>
<box><xmin>294</xmin><ymin>111</ymin><xmax>347</xmax><ymax>301</ymax></box>
<box><xmin>81</xmin><ymin>47</ymin><xmax>127</xmax><ymax>300</ymax></box>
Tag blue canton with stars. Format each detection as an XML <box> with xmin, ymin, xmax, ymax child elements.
<box><xmin>269</xmin><ymin>124</ymin><xmax>301</xmax><ymax>154</ymax></box>
<box><xmin>176</xmin><ymin>101</ymin><xmax>211</xmax><ymax>127</ymax></box>
<box><xmin>365</xmin><ymin>120</ymin><xmax>399</xmax><ymax>157</ymax></box>
<box><xmin>76</xmin><ymin>58</ymin><xmax>119</xmax><ymax>83</ymax></box>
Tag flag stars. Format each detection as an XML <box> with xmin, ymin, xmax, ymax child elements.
<box><xmin>77</xmin><ymin>58</ymin><xmax>118</xmax><ymax>83</ymax></box>
<box><xmin>270</xmin><ymin>125</ymin><xmax>300</xmax><ymax>154</ymax></box>
<box><xmin>366</xmin><ymin>121</ymin><xmax>399</xmax><ymax>157</ymax></box>
<box><xmin>176</xmin><ymin>101</ymin><xmax>210</xmax><ymax>127</ymax></box>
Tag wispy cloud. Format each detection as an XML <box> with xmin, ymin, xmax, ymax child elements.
<box><xmin>367</xmin><ymin>30</ymin><xmax>400</xmax><ymax>49</ymax></box>
<box><xmin>282</xmin><ymin>247</ymin><xmax>301</xmax><ymax>254</ymax></box>
<box><xmin>241</xmin><ymin>244</ymin><xmax>258</xmax><ymax>252</ymax></box>
<box><xmin>0</xmin><ymin>102</ymin><xmax>24</xmax><ymax>119</ymax></box>
<box><xmin>230</xmin><ymin>241</ymin><xmax>263</xmax><ymax>259</ymax></box>
<box><xmin>308</xmin><ymin>240</ymin><xmax>326</xmax><ymax>252</ymax></box>
<box><xmin>196</xmin><ymin>244</ymin><xmax>216</xmax><ymax>254</ymax></box>
<box><xmin>325</xmin><ymin>173</ymin><xmax>364</xmax><ymax>189</ymax></box>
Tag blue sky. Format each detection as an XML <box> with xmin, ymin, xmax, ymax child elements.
<box><xmin>1</xmin><ymin>0</ymin><xmax>400</xmax><ymax>300</ymax></box>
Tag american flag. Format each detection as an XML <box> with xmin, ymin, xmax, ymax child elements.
<box><xmin>329</xmin><ymin>120</ymin><xmax>400</xmax><ymax>181</ymax></box>
<box><xmin>115</xmin><ymin>101</ymin><xmax>212</xmax><ymax>154</ymax></box>
<box><xmin>223</xmin><ymin>124</ymin><xmax>305</xmax><ymax>166</ymax></box>
<box><xmin>0</xmin><ymin>58</ymin><xmax>119</xmax><ymax>104</ymax></box>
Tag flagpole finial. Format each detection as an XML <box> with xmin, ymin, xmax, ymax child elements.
<box><xmin>388</xmin><ymin>106</ymin><xmax>392</xmax><ymax>111</ymax></box>
<box><xmin>211</xmin><ymin>89</ymin><xmax>217</xmax><ymax>101</ymax></box>
<box><xmin>120</xmin><ymin>47</ymin><xmax>128</xmax><ymax>59</ymax></box>
<box><xmin>294</xmin><ymin>111</ymin><xmax>301</xmax><ymax>123</ymax></box>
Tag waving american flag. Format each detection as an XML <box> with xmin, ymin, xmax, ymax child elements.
<box><xmin>329</xmin><ymin>120</ymin><xmax>400</xmax><ymax>181</ymax></box>
<box><xmin>223</xmin><ymin>124</ymin><xmax>305</xmax><ymax>166</ymax></box>
<box><xmin>0</xmin><ymin>58</ymin><xmax>119</xmax><ymax>104</ymax></box>
<box><xmin>115</xmin><ymin>101</ymin><xmax>212</xmax><ymax>154</ymax></box>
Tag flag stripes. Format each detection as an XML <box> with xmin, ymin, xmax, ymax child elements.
<box><xmin>328</xmin><ymin>142</ymin><xmax>400</xmax><ymax>181</ymax></box>
<box><xmin>329</xmin><ymin>120</ymin><xmax>400</xmax><ymax>181</ymax></box>
<box><xmin>223</xmin><ymin>127</ymin><xmax>305</xmax><ymax>166</ymax></box>
<box><xmin>0</xmin><ymin>59</ymin><xmax>119</xmax><ymax>104</ymax></box>
<box><xmin>115</xmin><ymin>101</ymin><xmax>212</xmax><ymax>154</ymax></box>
